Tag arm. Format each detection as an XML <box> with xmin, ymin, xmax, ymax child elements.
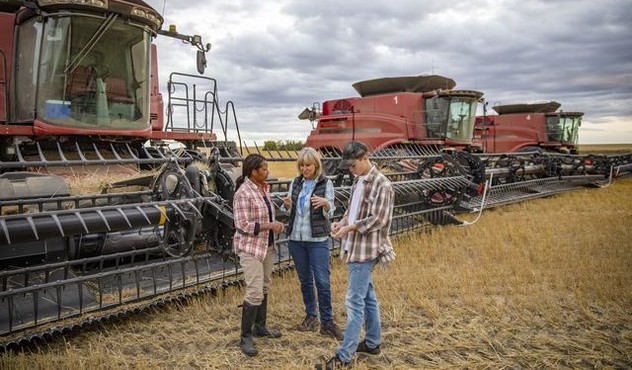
<box><xmin>233</xmin><ymin>189</ymin><xmax>259</xmax><ymax>236</ymax></box>
<box><xmin>355</xmin><ymin>183</ymin><xmax>394</xmax><ymax>234</ymax></box>
<box><xmin>311</xmin><ymin>179</ymin><xmax>336</xmax><ymax>218</ymax></box>
<box><xmin>234</xmin><ymin>188</ymin><xmax>284</xmax><ymax>235</ymax></box>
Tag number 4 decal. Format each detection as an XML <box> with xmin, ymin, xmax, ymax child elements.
<box><xmin>393</xmin><ymin>96</ymin><xmax>398</xmax><ymax>104</ymax></box>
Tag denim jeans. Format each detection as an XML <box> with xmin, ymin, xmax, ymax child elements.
<box><xmin>336</xmin><ymin>260</ymin><xmax>381</xmax><ymax>363</ymax></box>
<box><xmin>288</xmin><ymin>239</ymin><xmax>333</xmax><ymax>324</ymax></box>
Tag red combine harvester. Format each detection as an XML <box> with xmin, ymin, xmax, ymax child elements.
<box><xmin>0</xmin><ymin>0</ymin><xmax>246</xmax><ymax>341</ymax></box>
<box><xmin>303</xmin><ymin>75</ymin><xmax>483</xmax><ymax>156</ymax></box>
<box><xmin>474</xmin><ymin>101</ymin><xmax>582</xmax><ymax>154</ymax></box>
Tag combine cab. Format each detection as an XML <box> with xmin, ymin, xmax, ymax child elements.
<box><xmin>303</xmin><ymin>75</ymin><xmax>483</xmax><ymax>157</ymax></box>
<box><xmin>0</xmin><ymin>0</ymin><xmax>245</xmax><ymax>159</ymax></box>
<box><xmin>474</xmin><ymin>101</ymin><xmax>582</xmax><ymax>154</ymax></box>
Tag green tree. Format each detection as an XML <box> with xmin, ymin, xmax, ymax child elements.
<box><xmin>263</xmin><ymin>140</ymin><xmax>277</xmax><ymax>150</ymax></box>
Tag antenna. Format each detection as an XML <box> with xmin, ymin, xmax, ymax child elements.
<box><xmin>162</xmin><ymin>0</ymin><xmax>167</xmax><ymax>17</ymax></box>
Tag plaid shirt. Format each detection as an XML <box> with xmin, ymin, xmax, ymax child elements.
<box><xmin>340</xmin><ymin>165</ymin><xmax>394</xmax><ymax>263</ymax></box>
<box><xmin>233</xmin><ymin>177</ymin><xmax>276</xmax><ymax>261</ymax></box>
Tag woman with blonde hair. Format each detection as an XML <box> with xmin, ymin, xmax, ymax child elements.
<box><xmin>283</xmin><ymin>147</ymin><xmax>343</xmax><ymax>339</ymax></box>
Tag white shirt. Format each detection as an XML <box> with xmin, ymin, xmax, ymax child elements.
<box><xmin>345</xmin><ymin>175</ymin><xmax>366</xmax><ymax>251</ymax></box>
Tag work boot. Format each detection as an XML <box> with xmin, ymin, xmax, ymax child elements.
<box><xmin>320</xmin><ymin>321</ymin><xmax>344</xmax><ymax>340</ymax></box>
<box><xmin>240</xmin><ymin>301</ymin><xmax>259</xmax><ymax>356</ymax></box>
<box><xmin>298</xmin><ymin>314</ymin><xmax>319</xmax><ymax>331</ymax></box>
<box><xmin>253</xmin><ymin>294</ymin><xmax>282</xmax><ymax>338</ymax></box>
<box><xmin>356</xmin><ymin>339</ymin><xmax>381</xmax><ymax>355</ymax></box>
<box><xmin>314</xmin><ymin>354</ymin><xmax>350</xmax><ymax>369</ymax></box>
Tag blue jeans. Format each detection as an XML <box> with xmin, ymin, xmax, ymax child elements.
<box><xmin>336</xmin><ymin>260</ymin><xmax>381</xmax><ymax>363</ymax></box>
<box><xmin>288</xmin><ymin>239</ymin><xmax>333</xmax><ymax>324</ymax></box>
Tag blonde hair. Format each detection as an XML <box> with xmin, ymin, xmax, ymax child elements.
<box><xmin>296</xmin><ymin>147</ymin><xmax>323</xmax><ymax>178</ymax></box>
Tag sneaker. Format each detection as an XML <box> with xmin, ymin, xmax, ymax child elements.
<box><xmin>320</xmin><ymin>321</ymin><xmax>344</xmax><ymax>340</ymax></box>
<box><xmin>356</xmin><ymin>340</ymin><xmax>381</xmax><ymax>355</ymax></box>
<box><xmin>314</xmin><ymin>354</ymin><xmax>349</xmax><ymax>369</ymax></box>
<box><xmin>298</xmin><ymin>315</ymin><xmax>319</xmax><ymax>331</ymax></box>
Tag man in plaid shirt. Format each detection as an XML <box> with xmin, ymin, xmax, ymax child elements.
<box><xmin>316</xmin><ymin>141</ymin><xmax>395</xmax><ymax>369</ymax></box>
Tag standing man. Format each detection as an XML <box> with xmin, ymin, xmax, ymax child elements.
<box><xmin>316</xmin><ymin>141</ymin><xmax>395</xmax><ymax>369</ymax></box>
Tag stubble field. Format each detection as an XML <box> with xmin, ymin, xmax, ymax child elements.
<box><xmin>1</xmin><ymin>147</ymin><xmax>631</xmax><ymax>369</ymax></box>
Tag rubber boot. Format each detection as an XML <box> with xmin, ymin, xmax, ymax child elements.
<box><xmin>253</xmin><ymin>294</ymin><xmax>282</xmax><ymax>338</ymax></box>
<box><xmin>240</xmin><ymin>301</ymin><xmax>258</xmax><ymax>356</ymax></box>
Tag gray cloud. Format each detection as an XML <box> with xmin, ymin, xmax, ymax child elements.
<box><xmin>146</xmin><ymin>0</ymin><xmax>632</xmax><ymax>144</ymax></box>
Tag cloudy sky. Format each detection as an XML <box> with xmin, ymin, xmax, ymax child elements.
<box><xmin>145</xmin><ymin>0</ymin><xmax>631</xmax><ymax>145</ymax></box>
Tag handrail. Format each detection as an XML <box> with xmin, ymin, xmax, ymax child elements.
<box><xmin>165</xmin><ymin>72</ymin><xmax>243</xmax><ymax>148</ymax></box>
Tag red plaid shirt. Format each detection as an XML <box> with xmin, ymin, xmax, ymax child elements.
<box><xmin>233</xmin><ymin>177</ymin><xmax>276</xmax><ymax>261</ymax></box>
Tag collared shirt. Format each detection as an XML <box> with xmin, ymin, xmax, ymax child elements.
<box><xmin>341</xmin><ymin>165</ymin><xmax>394</xmax><ymax>263</ymax></box>
<box><xmin>287</xmin><ymin>177</ymin><xmax>335</xmax><ymax>242</ymax></box>
<box><xmin>233</xmin><ymin>177</ymin><xmax>276</xmax><ymax>261</ymax></box>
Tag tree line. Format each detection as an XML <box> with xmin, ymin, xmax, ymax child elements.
<box><xmin>263</xmin><ymin>140</ymin><xmax>305</xmax><ymax>151</ymax></box>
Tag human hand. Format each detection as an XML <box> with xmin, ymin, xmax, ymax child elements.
<box><xmin>331</xmin><ymin>222</ymin><xmax>341</xmax><ymax>234</ymax></box>
<box><xmin>310</xmin><ymin>195</ymin><xmax>328</xmax><ymax>209</ymax></box>
<box><xmin>282</xmin><ymin>196</ymin><xmax>291</xmax><ymax>209</ymax></box>
<box><xmin>271</xmin><ymin>221</ymin><xmax>284</xmax><ymax>234</ymax></box>
<box><xmin>331</xmin><ymin>224</ymin><xmax>354</xmax><ymax>239</ymax></box>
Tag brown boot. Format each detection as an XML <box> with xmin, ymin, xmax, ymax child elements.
<box><xmin>240</xmin><ymin>302</ymin><xmax>258</xmax><ymax>356</ymax></box>
<box><xmin>320</xmin><ymin>320</ymin><xmax>344</xmax><ymax>340</ymax></box>
<box><xmin>253</xmin><ymin>294</ymin><xmax>282</xmax><ymax>338</ymax></box>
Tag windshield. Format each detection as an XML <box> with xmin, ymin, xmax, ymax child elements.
<box><xmin>546</xmin><ymin>115</ymin><xmax>582</xmax><ymax>143</ymax></box>
<box><xmin>424</xmin><ymin>96</ymin><xmax>478</xmax><ymax>142</ymax></box>
<box><xmin>14</xmin><ymin>14</ymin><xmax>151</xmax><ymax>130</ymax></box>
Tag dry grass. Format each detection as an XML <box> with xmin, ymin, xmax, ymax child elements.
<box><xmin>2</xmin><ymin>182</ymin><xmax>631</xmax><ymax>369</ymax></box>
<box><xmin>268</xmin><ymin>161</ymin><xmax>299</xmax><ymax>180</ymax></box>
<box><xmin>579</xmin><ymin>144</ymin><xmax>632</xmax><ymax>154</ymax></box>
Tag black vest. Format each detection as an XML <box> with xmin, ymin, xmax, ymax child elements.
<box><xmin>288</xmin><ymin>175</ymin><xmax>331</xmax><ymax>238</ymax></box>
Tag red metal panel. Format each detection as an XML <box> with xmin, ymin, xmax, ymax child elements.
<box><xmin>0</xmin><ymin>124</ymin><xmax>34</xmax><ymax>136</ymax></box>
<box><xmin>32</xmin><ymin>119</ymin><xmax>152</xmax><ymax>137</ymax></box>
<box><xmin>150</xmin><ymin>44</ymin><xmax>164</xmax><ymax>131</ymax></box>
<box><xmin>0</xmin><ymin>13</ymin><xmax>16</xmax><ymax>123</ymax></box>
<box><xmin>150</xmin><ymin>130</ymin><xmax>217</xmax><ymax>141</ymax></box>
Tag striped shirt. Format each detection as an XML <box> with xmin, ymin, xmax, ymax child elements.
<box><xmin>233</xmin><ymin>177</ymin><xmax>276</xmax><ymax>261</ymax></box>
<box><xmin>340</xmin><ymin>165</ymin><xmax>394</xmax><ymax>263</ymax></box>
